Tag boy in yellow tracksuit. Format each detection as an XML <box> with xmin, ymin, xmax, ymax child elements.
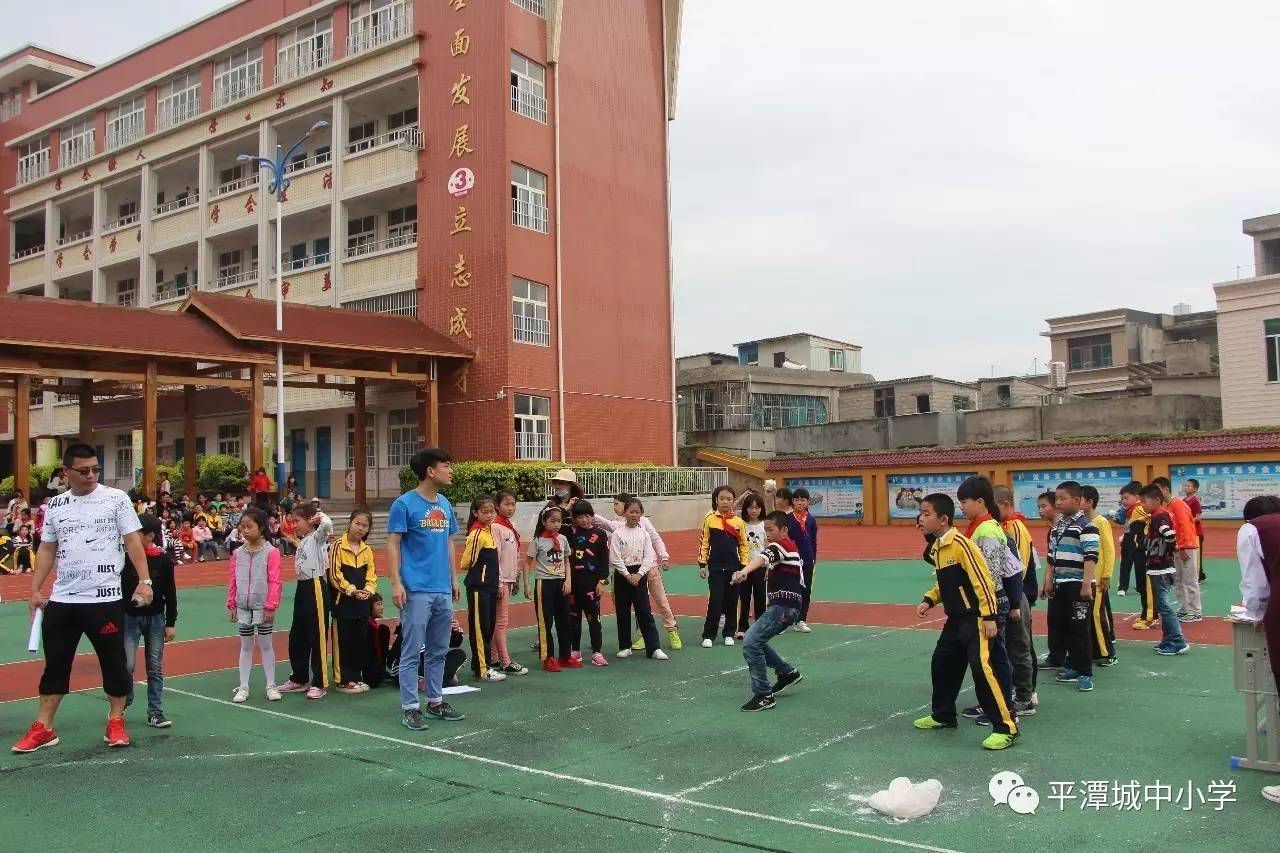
<box><xmin>913</xmin><ymin>493</ymin><xmax>1018</xmax><ymax>750</ymax></box>
<box><xmin>1082</xmin><ymin>486</ymin><xmax>1117</xmax><ymax>666</ymax></box>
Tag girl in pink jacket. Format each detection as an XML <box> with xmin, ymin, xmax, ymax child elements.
<box><xmin>225</xmin><ymin>508</ymin><xmax>283</xmax><ymax>703</ymax></box>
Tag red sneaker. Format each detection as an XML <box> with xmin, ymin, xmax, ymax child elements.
<box><xmin>104</xmin><ymin>716</ymin><xmax>131</xmax><ymax>748</ymax></box>
<box><xmin>560</xmin><ymin>656</ymin><xmax>583</xmax><ymax>669</ymax></box>
<box><xmin>11</xmin><ymin>721</ymin><xmax>59</xmax><ymax>754</ymax></box>
<box><xmin>542</xmin><ymin>656</ymin><xmax>562</xmax><ymax>672</ymax></box>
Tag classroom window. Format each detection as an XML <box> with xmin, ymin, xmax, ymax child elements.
<box><xmin>277</xmin><ymin>16</ymin><xmax>333</xmax><ymax>83</ymax></box>
<box><xmin>387</xmin><ymin>205</ymin><xmax>417</xmax><ymax>241</ymax></box>
<box><xmin>115</xmin><ymin>278</ymin><xmax>137</xmax><ymax>307</ymax></box>
<box><xmin>347</xmin><ymin>215</ymin><xmax>377</xmax><ymax>252</ymax></box>
<box><xmin>510</xmin><ymin>52</ymin><xmax>548</xmax><ymax>123</ymax></box>
<box><xmin>512</xmin><ymin>277</ymin><xmax>550</xmax><ymax>345</ymax></box>
<box><xmin>874</xmin><ymin>387</ymin><xmax>895</xmax><ymax>418</ymax></box>
<box><xmin>217</xmin><ymin>424</ymin><xmax>242</xmax><ymax>458</ymax></box>
<box><xmin>511</xmin><ymin>163</ymin><xmax>548</xmax><ymax>233</ymax></box>
<box><xmin>115</xmin><ymin>434</ymin><xmax>132</xmax><ymax>481</ymax></box>
<box><xmin>514</xmin><ymin>394</ymin><xmax>551</xmax><ymax>460</ymax></box>
<box><xmin>1067</xmin><ymin>334</ymin><xmax>1113</xmax><ymax>371</ymax></box>
<box><xmin>1267</xmin><ymin>319</ymin><xmax>1280</xmax><ymax>382</ymax></box>
<box><xmin>386</xmin><ymin>408</ymin><xmax>417</xmax><ymax>467</ymax></box>
<box><xmin>387</xmin><ymin>107</ymin><xmax>418</xmax><ymax>130</ymax></box>
<box><xmin>346</xmin><ymin>412</ymin><xmax>376</xmax><ymax>470</ymax></box>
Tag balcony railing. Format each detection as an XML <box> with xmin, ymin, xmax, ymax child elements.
<box><xmin>344</xmin><ymin>232</ymin><xmax>416</xmax><ymax>259</ymax></box>
<box><xmin>59</xmin><ymin>130</ymin><xmax>96</xmax><ymax>169</ymax></box>
<box><xmin>347</xmin><ymin>4</ymin><xmax>413</xmax><ymax>56</ymax></box>
<box><xmin>1235</xmin><ymin>261</ymin><xmax>1280</xmax><ymax>280</ymax></box>
<box><xmin>17</xmin><ymin>149</ymin><xmax>50</xmax><ymax>185</ymax></box>
<box><xmin>154</xmin><ymin>280</ymin><xmax>195</xmax><ymax>304</ymax></box>
<box><xmin>57</xmin><ymin>229</ymin><xmax>93</xmax><ymax>246</ymax></box>
<box><xmin>102</xmin><ymin>212</ymin><xmax>140</xmax><ymax>232</ymax></box>
<box><xmin>516</xmin><ymin>431</ymin><xmax>552</xmax><ymax>461</ymax></box>
<box><xmin>284</xmin><ymin>150</ymin><xmax>331</xmax><ymax>174</ymax></box>
<box><xmin>213</xmin><ymin>268</ymin><xmax>258</xmax><ymax>290</ymax></box>
<box><xmin>275</xmin><ymin>43</ymin><xmax>333</xmax><ymax>84</ymax></box>
<box><xmin>512</xmin><ymin>195</ymin><xmax>549</xmax><ymax>233</ymax></box>
<box><xmin>277</xmin><ymin>251</ymin><xmax>331</xmax><ymax>272</ymax></box>
<box><xmin>154</xmin><ymin>194</ymin><xmax>199</xmax><ymax>216</ymax></box>
<box><xmin>514</xmin><ymin>312</ymin><xmax>550</xmax><ymax>346</ymax></box>
<box><xmin>511</xmin><ymin>0</ymin><xmax>546</xmax><ymax>17</ymax></box>
<box><xmin>347</xmin><ymin>125</ymin><xmax>422</xmax><ymax>156</ymax></box>
<box><xmin>157</xmin><ymin>88</ymin><xmax>201</xmax><ymax>131</ymax></box>
<box><xmin>11</xmin><ymin>244</ymin><xmax>45</xmax><ymax>260</ymax></box>
<box><xmin>106</xmin><ymin>114</ymin><xmax>145</xmax><ymax>150</ymax></box>
<box><xmin>545</xmin><ymin>467</ymin><xmax>731</xmax><ymax>499</ymax></box>
<box><xmin>511</xmin><ymin>84</ymin><xmax>548</xmax><ymax>124</ymax></box>
<box><xmin>211</xmin><ymin>173</ymin><xmax>260</xmax><ymax>199</ymax></box>
<box><xmin>212</xmin><ymin>67</ymin><xmax>262</xmax><ymax>107</ymax></box>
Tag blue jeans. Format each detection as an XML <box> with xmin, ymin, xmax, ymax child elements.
<box><xmin>742</xmin><ymin>604</ymin><xmax>798</xmax><ymax>696</ymax></box>
<box><xmin>1151</xmin><ymin>574</ymin><xmax>1186</xmax><ymax>646</ymax></box>
<box><xmin>124</xmin><ymin>612</ymin><xmax>166</xmax><ymax>714</ymax></box>
<box><xmin>398</xmin><ymin>591</ymin><xmax>454</xmax><ymax>709</ymax></box>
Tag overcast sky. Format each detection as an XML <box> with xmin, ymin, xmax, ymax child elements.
<box><xmin>9</xmin><ymin>1</ymin><xmax>1280</xmax><ymax>381</ymax></box>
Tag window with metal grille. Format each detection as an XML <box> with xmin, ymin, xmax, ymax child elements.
<box><xmin>342</xmin><ymin>290</ymin><xmax>418</xmax><ymax>317</ymax></box>
<box><xmin>510</xmin><ymin>52</ymin><xmax>548</xmax><ymax>123</ymax></box>
<box><xmin>115</xmin><ymin>433</ymin><xmax>132</xmax><ymax>480</ymax></box>
<box><xmin>58</xmin><ymin>119</ymin><xmax>95</xmax><ymax>169</ymax></box>
<box><xmin>511</xmin><ymin>163</ymin><xmax>549</xmax><ymax>233</ymax></box>
<box><xmin>512</xmin><ymin>277</ymin><xmax>550</xmax><ymax>345</ymax></box>
<box><xmin>874</xmin><ymin>387</ymin><xmax>895</xmax><ymax>418</ymax></box>
<box><xmin>751</xmin><ymin>393</ymin><xmax>829</xmax><ymax>428</ymax></box>
<box><xmin>218</xmin><ymin>424</ymin><xmax>242</xmax><ymax>458</ymax></box>
<box><xmin>387</xmin><ymin>205</ymin><xmax>417</xmax><ymax>240</ymax></box>
<box><xmin>346</xmin><ymin>412</ymin><xmax>377</xmax><ymax>469</ymax></box>
<box><xmin>157</xmin><ymin>71</ymin><xmax>201</xmax><ymax>130</ymax></box>
<box><xmin>107</xmin><ymin>97</ymin><xmax>145</xmax><ymax>150</ymax></box>
<box><xmin>347</xmin><ymin>215</ymin><xmax>377</xmax><ymax>252</ymax></box>
<box><xmin>1267</xmin><ymin>319</ymin><xmax>1280</xmax><ymax>382</ymax></box>
<box><xmin>1067</xmin><ymin>334</ymin><xmax>1113</xmax><ymax>371</ymax></box>
<box><xmin>277</xmin><ymin>16</ymin><xmax>333</xmax><ymax>83</ymax></box>
<box><xmin>511</xmin><ymin>0</ymin><xmax>545</xmax><ymax>17</ymax></box>
<box><xmin>514</xmin><ymin>394</ymin><xmax>551</xmax><ymax>460</ymax></box>
<box><xmin>214</xmin><ymin>46</ymin><xmax>263</xmax><ymax>106</ymax></box>
<box><xmin>115</xmin><ymin>278</ymin><xmax>137</xmax><ymax>307</ymax></box>
<box><xmin>17</xmin><ymin>137</ymin><xmax>49</xmax><ymax>184</ymax></box>
<box><xmin>386</xmin><ymin>408</ymin><xmax>417</xmax><ymax>467</ymax></box>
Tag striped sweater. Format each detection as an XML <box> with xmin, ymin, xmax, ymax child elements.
<box><xmin>1047</xmin><ymin>510</ymin><xmax>1099</xmax><ymax>584</ymax></box>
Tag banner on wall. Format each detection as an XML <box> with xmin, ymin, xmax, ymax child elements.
<box><xmin>786</xmin><ymin>476</ymin><xmax>864</xmax><ymax>519</ymax></box>
<box><xmin>262</xmin><ymin>417</ymin><xmax>277</xmax><ymax>485</ymax></box>
<box><xmin>1171</xmin><ymin>462</ymin><xmax>1280</xmax><ymax>519</ymax></box>
<box><xmin>1012</xmin><ymin>467</ymin><xmax>1133</xmax><ymax>519</ymax></box>
<box><xmin>131</xmin><ymin>429</ymin><xmax>144</xmax><ymax>488</ymax></box>
<box><xmin>887</xmin><ymin>472</ymin><xmax>977</xmax><ymax>520</ymax></box>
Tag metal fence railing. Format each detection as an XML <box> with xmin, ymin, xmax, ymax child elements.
<box><xmin>547</xmin><ymin>467</ymin><xmax>730</xmax><ymax>499</ymax></box>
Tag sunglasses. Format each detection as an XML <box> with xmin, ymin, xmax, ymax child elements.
<box><xmin>69</xmin><ymin>466</ymin><xmax>102</xmax><ymax>476</ymax></box>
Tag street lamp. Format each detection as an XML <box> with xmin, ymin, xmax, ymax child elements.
<box><xmin>238</xmin><ymin>118</ymin><xmax>329</xmax><ymax>493</ymax></box>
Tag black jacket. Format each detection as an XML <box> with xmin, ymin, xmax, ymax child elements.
<box><xmin>123</xmin><ymin>548</ymin><xmax>178</xmax><ymax>627</ymax></box>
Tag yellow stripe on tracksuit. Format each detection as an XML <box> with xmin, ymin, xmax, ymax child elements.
<box><xmin>1091</xmin><ymin>582</ymin><xmax>1113</xmax><ymax>658</ymax></box>
<box><xmin>1143</xmin><ymin>574</ymin><xmax>1156</xmax><ymax>622</ymax></box>
<box><xmin>954</xmin><ymin>534</ymin><xmax>1016</xmax><ymax>735</ymax></box>
<box><xmin>976</xmin><ymin>630</ymin><xmax>1017</xmax><ymax>734</ymax></box>
<box><xmin>535</xmin><ymin>579</ymin><xmax>548</xmax><ymax>657</ymax></box>
<box><xmin>312</xmin><ymin>576</ymin><xmax>330</xmax><ymax>688</ymax></box>
<box><xmin>471</xmin><ymin>591</ymin><xmax>487</xmax><ymax>677</ymax></box>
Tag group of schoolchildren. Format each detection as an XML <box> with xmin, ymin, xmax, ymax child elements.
<box><xmin>911</xmin><ymin>474</ymin><xmax>1201</xmax><ymax>751</ymax></box>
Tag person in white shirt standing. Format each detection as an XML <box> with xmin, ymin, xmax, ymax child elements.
<box><xmin>13</xmin><ymin>444</ymin><xmax>153</xmax><ymax>754</ymax></box>
<box><xmin>608</xmin><ymin>498</ymin><xmax>668</xmax><ymax>661</ymax></box>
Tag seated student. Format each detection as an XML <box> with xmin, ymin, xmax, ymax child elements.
<box><xmin>176</xmin><ymin>519</ymin><xmax>197</xmax><ymax>564</ymax></box>
<box><xmin>12</xmin><ymin>525</ymin><xmax>35</xmax><ymax>572</ymax></box>
<box><xmin>367</xmin><ymin>594</ymin><xmax>393</xmax><ymax>689</ymax></box>
<box><xmin>389</xmin><ymin>619</ymin><xmax>468</xmax><ymax>691</ymax></box>
<box><xmin>193</xmin><ymin>517</ymin><xmax>218</xmax><ymax>562</ymax></box>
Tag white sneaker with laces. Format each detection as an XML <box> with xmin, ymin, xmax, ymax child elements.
<box><xmin>651</xmin><ymin>649</ymin><xmax>669</xmax><ymax>661</ymax></box>
<box><xmin>617</xmin><ymin>648</ymin><xmax>633</xmax><ymax>658</ymax></box>
<box><xmin>480</xmin><ymin>670</ymin><xmax>507</xmax><ymax>682</ymax></box>
<box><xmin>794</xmin><ymin>621</ymin><xmax>812</xmax><ymax>633</ymax></box>
<box><xmin>265</xmin><ymin>686</ymin><xmax>282</xmax><ymax>702</ymax></box>
<box><xmin>1263</xmin><ymin>785</ymin><xmax>1280</xmax><ymax>805</ymax></box>
<box><xmin>1117</xmin><ymin>589</ymin><xmax>1127</xmax><ymax>597</ymax></box>
<box><xmin>232</xmin><ymin>687</ymin><xmax>249</xmax><ymax>704</ymax></box>
<box><xmin>700</xmin><ymin>639</ymin><xmax>713</xmax><ymax>648</ymax></box>
<box><xmin>724</xmin><ymin>637</ymin><xmax>735</xmax><ymax>647</ymax></box>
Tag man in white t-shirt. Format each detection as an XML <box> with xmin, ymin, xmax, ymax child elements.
<box><xmin>12</xmin><ymin>444</ymin><xmax>154</xmax><ymax>754</ymax></box>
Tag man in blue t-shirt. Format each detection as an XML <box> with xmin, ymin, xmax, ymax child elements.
<box><xmin>387</xmin><ymin>447</ymin><xmax>464</xmax><ymax>730</ymax></box>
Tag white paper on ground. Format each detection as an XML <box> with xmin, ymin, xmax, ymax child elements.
<box><xmin>442</xmin><ymin>685</ymin><xmax>480</xmax><ymax>695</ymax></box>
<box><xmin>28</xmin><ymin>608</ymin><xmax>43</xmax><ymax>653</ymax></box>
<box><xmin>867</xmin><ymin>777</ymin><xmax>943</xmax><ymax>821</ymax></box>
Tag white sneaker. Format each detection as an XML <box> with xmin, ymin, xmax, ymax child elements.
<box><xmin>701</xmin><ymin>638</ymin><xmax>713</xmax><ymax>648</ymax></box>
<box><xmin>651</xmin><ymin>649</ymin><xmax>669</xmax><ymax>661</ymax></box>
<box><xmin>794</xmin><ymin>622</ymin><xmax>812</xmax><ymax>634</ymax></box>
<box><xmin>724</xmin><ymin>637</ymin><xmax>735</xmax><ymax>647</ymax></box>
<box><xmin>480</xmin><ymin>670</ymin><xmax>507</xmax><ymax>682</ymax></box>
<box><xmin>265</xmin><ymin>686</ymin><xmax>282</xmax><ymax>702</ymax></box>
<box><xmin>232</xmin><ymin>687</ymin><xmax>249</xmax><ymax>704</ymax></box>
<box><xmin>1263</xmin><ymin>785</ymin><xmax>1280</xmax><ymax>805</ymax></box>
<box><xmin>616</xmin><ymin>648</ymin><xmax>633</xmax><ymax>658</ymax></box>
<box><xmin>1117</xmin><ymin>589</ymin><xmax>1127</xmax><ymax>597</ymax></box>
<box><xmin>356</xmin><ymin>682</ymin><xmax>371</xmax><ymax>693</ymax></box>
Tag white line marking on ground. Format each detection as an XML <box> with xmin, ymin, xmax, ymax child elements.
<box><xmin>30</xmin><ymin>745</ymin><xmax>402</xmax><ymax>770</ymax></box>
<box><xmin>164</xmin><ymin>686</ymin><xmax>962</xmax><ymax>853</ymax></box>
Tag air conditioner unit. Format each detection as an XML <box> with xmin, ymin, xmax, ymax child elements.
<box><xmin>1048</xmin><ymin>361</ymin><xmax>1067</xmax><ymax>389</ymax></box>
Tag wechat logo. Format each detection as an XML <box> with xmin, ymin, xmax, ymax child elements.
<box><xmin>990</xmin><ymin>772</ymin><xmax>1039</xmax><ymax>815</ymax></box>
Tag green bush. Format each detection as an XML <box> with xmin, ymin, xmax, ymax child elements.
<box><xmin>397</xmin><ymin>461</ymin><xmax>670</xmax><ymax>503</ymax></box>
<box><xmin>1</xmin><ymin>463</ymin><xmax>59</xmax><ymax>498</ymax></box>
<box><xmin>197</xmin><ymin>455</ymin><xmax>248</xmax><ymax>492</ymax></box>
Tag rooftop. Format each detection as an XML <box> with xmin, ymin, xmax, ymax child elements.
<box><xmin>766</xmin><ymin>428</ymin><xmax>1280</xmax><ymax>472</ymax></box>
<box><xmin>846</xmin><ymin>374</ymin><xmax>978</xmax><ymax>390</ymax></box>
<box><xmin>734</xmin><ymin>333</ymin><xmax>863</xmax><ymax>351</ymax></box>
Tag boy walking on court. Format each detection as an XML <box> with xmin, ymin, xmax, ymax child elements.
<box><xmin>994</xmin><ymin>486</ymin><xmax>1038</xmax><ymax>715</ymax></box>
<box><xmin>1154</xmin><ymin>477</ymin><xmax>1201</xmax><ymax>623</ymax></box>
<box><xmin>731</xmin><ymin>510</ymin><xmax>805</xmax><ymax>711</ymax></box>
<box><xmin>123</xmin><ymin>514</ymin><xmax>178</xmax><ymax>728</ymax></box>
<box><xmin>1081</xmin><ymin>485</ymin><xmax>1117</xmax><ymax>667</ymax></box>
<box><xmin>913</xmin><ymin>494</ymin><xmax>1018</xmax><ymax>750</ymax></box>
<box><xmin>1140</xmin><ymin>485</ymin><xmax>1190</xmax><ymax>655</ymax></box>
<box><xmin>1043</xmin><ymin>482</ymin><xmax>1098</xmax><ymax>691</ymax></box>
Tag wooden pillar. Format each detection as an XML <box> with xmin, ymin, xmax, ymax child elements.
<box><xmin>249</xmin><ymin>365</ymin><xmax>265</xmax><ymax>477</ymax></box>
<box><xmin>183</xmin><ymin>385</ymin><xmax>197</xmax><ymax>498</ymax></box>
<box><xmin>78</xmin><ymin>380</ymin><xmax>93</xmax><ymax>442</ymax></box>
<box><xmin>353</xmin><ymin>378</ymin><xmax>367</xmax><ymax>506</ymax></box>
<box><xmin>143</xmin><ymin>362</ymin><xmax>158</xmax><ymax>501</ymax></box>
<box><xmin>14</xmin><ymin>375</ymin><xmax>31</xmax><ymax>500</ymax></box>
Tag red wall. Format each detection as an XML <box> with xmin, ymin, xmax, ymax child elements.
<box><xmin>556</xmin><ymin>0</ymin><xmax>674</xmax><ymax>464</ymax></box>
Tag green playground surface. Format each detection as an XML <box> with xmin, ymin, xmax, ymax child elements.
<box><xmin>0</xmin><ymin>559</ymin><xmax>1272</xmax><ymax>852</ymax></box>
